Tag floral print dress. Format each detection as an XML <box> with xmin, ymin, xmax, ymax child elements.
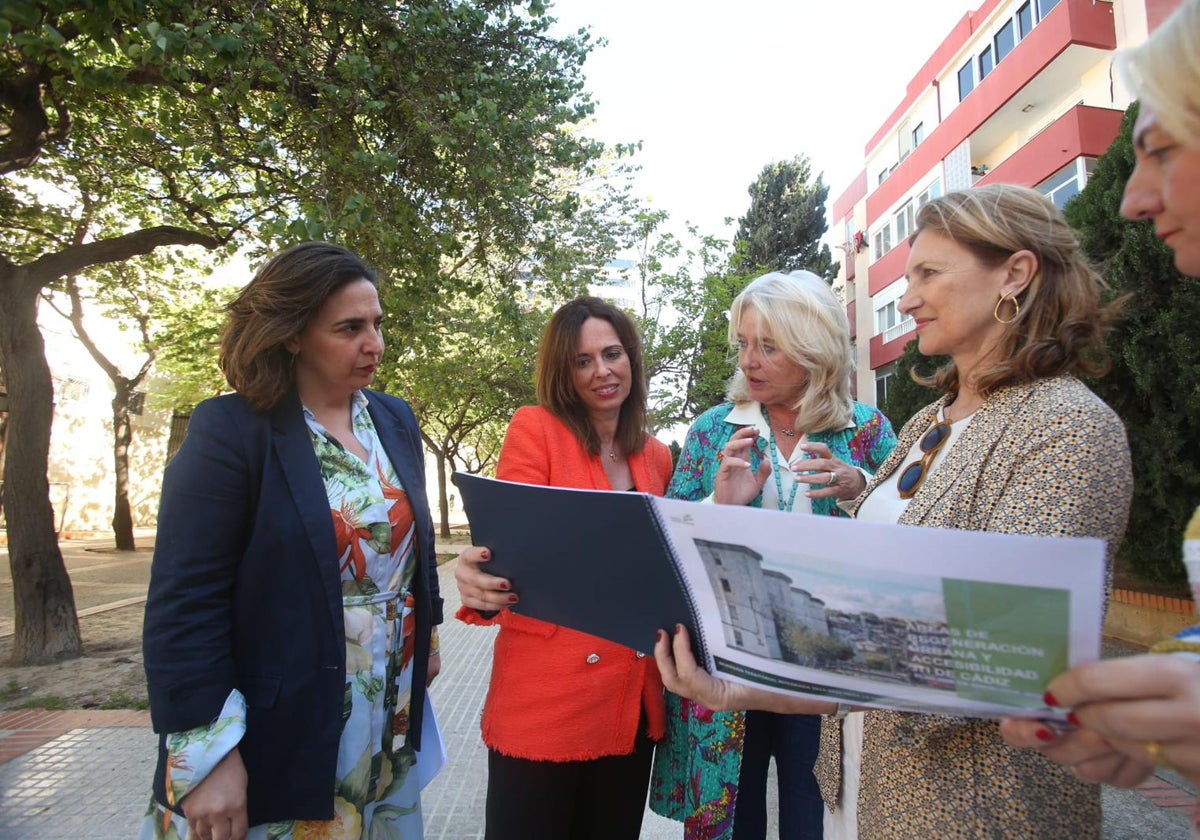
<box><xmin>140</xmin><ymin>392</ymin><xmax>424</xmax><ymax>840</ymax></box>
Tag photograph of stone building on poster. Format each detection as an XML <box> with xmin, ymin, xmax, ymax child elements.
<box><xmin>695</xmin><ymin>537</ymin><xmax>972</xmax><ymax>693</ymax></box>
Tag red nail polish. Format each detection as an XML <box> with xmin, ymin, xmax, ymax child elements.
<box><xmin>1067</xmin><ymin>711</ymin><xmax>1080</xmax><ymax>727</ymax></box>
<box><xmin>507</xmin><ymin>594</ymin><xmax>518</xmax><ymax>604</ymax></box>
<box><xmin>497</xmin><ymin>581</ymin><xmax>510</xmax><ymax>591</ymax></box>
<box><xmin>1035</xmin><ymin>727</ymin><xmax>1056</xmax><ymax>742</ymax></box>
<box><xmin>1043</xmin><ymin>691</ymin><xmax>1060</xmax><ymax>707</ymax></box>
<box><xmin>481</xmin><ymin>549</ymin><xmax>491</xmax><ymax>560</ymax></box>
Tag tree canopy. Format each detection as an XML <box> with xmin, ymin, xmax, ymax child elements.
<box><xmin>0</xmin><ymin>0</ymin><xmax>604</xmax><ymax>662</ymax></box>
<box><xmin>1066</xmin><ymin>104</ymin><xmax>1200</xmax><ymax>584</ymax></box>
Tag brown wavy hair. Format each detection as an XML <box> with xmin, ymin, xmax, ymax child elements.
<box><xmin>910</xmin><ymin>185</ymin><xmax>1118</xmax><ymax>396</ymax></box>
<box><xmin>535</xmin><ymin>296</ymin><xmax>649</xmax><ymax>456</ymax></box>
<box><xmin>219</xmin><ymin>242</ymin><xmax>378</xmax><ymax>412</ymax></box>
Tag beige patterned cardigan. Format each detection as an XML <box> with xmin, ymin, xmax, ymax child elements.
<box><xmin>814</xmin><ymin>375</ymin><xmax>1132</xmax><ymax>840</ymax></box>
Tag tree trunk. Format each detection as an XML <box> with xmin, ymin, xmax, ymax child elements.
<box><xmin>110</xmin><ymin>385</ymin><xmax>135</xmax><ymax>551</ymax></box>
<box><xmin>0</xmin><ymin>273</ymin><xmax>82</xmax><ymax>664</ymax></box>
<box><xmin>435</xmin><ymin>450</ymin><xmax>451</xmax><ymax>539</ymax></box>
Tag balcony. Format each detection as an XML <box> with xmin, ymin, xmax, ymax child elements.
<box><xmin>865</xmin><ymin>0</ymin><xmax>1117</xmax><ymax>221</ymax></box>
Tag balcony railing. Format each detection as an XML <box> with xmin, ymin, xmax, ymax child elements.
<box><xmin>881</xmin><ymin>317</ymin><xmax>916</xmax><ymax>344</ymax></box>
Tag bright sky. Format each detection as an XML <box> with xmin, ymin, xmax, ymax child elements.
<box><xmin>549</xmin><ymin>0</ymin><xmax>982</xmax><ymax>244</ymax></box>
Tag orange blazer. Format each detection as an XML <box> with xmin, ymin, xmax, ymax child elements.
<box><xmin>458</xmin><ymin>405</ymin><xmax>673</xmax><ymax>761</ymax></box>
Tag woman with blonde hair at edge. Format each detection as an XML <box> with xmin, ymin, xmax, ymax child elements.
<box><xmin>1001</xmin><ymin>2</ymin><xmax>1200</xmax><ymax>835</ymax></box>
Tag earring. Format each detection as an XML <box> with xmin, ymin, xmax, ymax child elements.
<box><xmin>993</xmin><ymin>293</ymin><xmax>1020</xmax><ymax>325</ymax></box>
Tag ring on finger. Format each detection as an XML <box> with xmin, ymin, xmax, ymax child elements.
<box><xmin>1146</xmin><ymin>740</ymin><xmax>1172</xmax><ymax>768</ymax></box>
<box><xmin>717</xmin><ymin>451</ymin><xmax>725</xmax><ymax>463</ymax></box>
<box><xmin>827</xmin><ymin>470</ymin><xmax>839</xmax><ymax>486</ymax></box>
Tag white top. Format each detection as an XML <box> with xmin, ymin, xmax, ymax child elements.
<box><xmin>825</xmin><ymin>406</ymin><xmax>974</xmax><ymax>840</ymax></box>
<box><xmin>722</xmin><ymin>401</ymin><xmax>858</xmax><ymax>515</ymax></box>
<box><xmin>856</xmin><ymin>407</ymin><xmax>973</xmax><ymax>524</ymax></box>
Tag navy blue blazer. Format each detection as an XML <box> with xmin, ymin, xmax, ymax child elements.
<box><xmin>143</xmin><ymin>389</ymin><xmax>443</xmax><ymax>825</ymax></box>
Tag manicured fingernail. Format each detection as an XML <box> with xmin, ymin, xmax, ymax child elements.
<box><xmin>507</xmin><ymin>594</ymin><xmax>518</xmax><ymax>604</ymax></box>
<box><xmin>481</xmin><ymin>549</ymin><xmax>491</xmax><ymax>560</ymax></box>
<box><xmin>656</xmin><ymin>629</ymin><xmax>666</xmax><ymax>643</ymax></box>
<box><xmin>1067</xmin><ymin>711</ymin><xmax>1081</xmax><ymax>727</ymax></box>
<box><xmin>497</xmin><ymin>581</ymin><xmax>510</xmax><ymax>591</ymax></box>
<box><xmin>675</xmin><ymin>623</ymin><xmax>684</xmax><ymax>633</ymax></box>
<box><xmin>1043</xmin><ymin>691</ymin><xmax>1060</xmax><ymax>707</ymax></box>
<box><xmin>1035</xmin><ymin>727</ymin><xmax>1056</xmax><ymax>742</ymax></box>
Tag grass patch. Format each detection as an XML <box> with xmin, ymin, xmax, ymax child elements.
<box><xmin>20</xmin><ymin>695</ymin><xmax>71</xmax><ymax>711</ymax></box>
<box><xmin>99</xmin><ymin>690</ymin><xmax>149</xmax><ymax>710</ymax></box>
<box><xmin>0</xmin><ymin>679</ymin><xmax>23</xmax><ymax>702</ymax></box>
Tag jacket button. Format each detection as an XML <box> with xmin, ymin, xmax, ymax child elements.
<box><xmin>635</xmin><ymin>652</ymin><xmax>646</xmax><ymax>659</ymax></box>
<box><xmin>586</xmin><ymin>653</ymin><xmax>600</xmax><ymax>664</ymax></box>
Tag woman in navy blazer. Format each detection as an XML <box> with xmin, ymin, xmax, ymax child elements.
<box><xmin>141</xmin><ymin>242</ymin><xmax>443</xmax><ymax>840</ymax></box>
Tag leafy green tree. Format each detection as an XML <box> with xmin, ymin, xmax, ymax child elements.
<box><xmin>733</xmin><ymin>155</ymin><xmax>836</xmax><ymax>280</ymax></box>
<box><xmin>616</xmin><ymin>209</ymin><xmax>732</xmax><ymax>430</ymax></box>
<box><xmin>39</xmin><ymin>252</ymin><xmax>200</xmax><ymax>551</ymax></box>
<box><xmin>382</xmin><ymin>287</ymin><xmax>546</xmax><ymax>537</ymax></box>
<box><xmin>1066</xmin><ymin>103</ymin><xmax>1200</xmax><ymax>584</ymax></box>
<box><xmin>0</xmin><ymin>0</ymin><xmax>599</xmax><ymax>662</ymax></box>
<box><xmin>878</xmin><ymin>340</ymin><xmax>949</xmax><ymax>432</ymax></box>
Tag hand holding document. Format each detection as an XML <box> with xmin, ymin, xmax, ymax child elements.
<box><xmin>455</xmin><ymin>473</ymin><xmax>1107</xmax><ymax>720</ymax></box>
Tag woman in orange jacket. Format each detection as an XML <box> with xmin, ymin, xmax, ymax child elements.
<box><xmin>455</xmin><ymin>296</ymin><xmax>673</xmax><ymax>839</ymax></box>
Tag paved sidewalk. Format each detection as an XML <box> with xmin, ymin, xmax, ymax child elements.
<box><xmin>0</xmin><ymin>557</ymin><xmax>1195</xmax><ymax>838</ymax></box>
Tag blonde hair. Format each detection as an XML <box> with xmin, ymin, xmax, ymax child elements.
<box><xmin>726</xmin><ymin>270</ymin><xmax>854</xmax><ymax>433</ymax></box>
<box><xmin>910</xmin><ymin>185</ymin><xmax>1115</xmax><ymax>396</ymax></box>
<box><xmin>1119</xmin><ymin>0</ymin><xmax>1200</xmax><ymax>148</ymax></box>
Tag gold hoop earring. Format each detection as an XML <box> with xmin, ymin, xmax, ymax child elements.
<box><xmin>993</xmin><ymin>293</ymin><xmax>1020</xmax><ymax>325</ymax></box>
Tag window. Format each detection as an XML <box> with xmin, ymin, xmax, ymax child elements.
<box><xmin>875</xmin><ymin>300</ymin><xmax>902</xmax><ymax>335</ymax></box>
<box><xmin>995</xmin><ymin>19</ymin><xmax>1015</xmax><ymax>63</ymax></box>
<box><xmin>957</xmin><ymin>60</ymin><xmax>975</xmax><ymax>100</ymax></box>
<box><xmin>875</xmin><ymin>363</ymin><xmax>897</xmax><ymax>407</ymax></box>
<box><xmin>894</xmin><ymin>200</ymin><xmax>915</xmax><ymax>241</ymax></box>
<box><xmin>721</xmin><ymin>578</ymin><xmax>732</xmax><ymax>593</ymax></box>
<box><xmin>56</xmin><ymin>376</ymin><xmax>89</xmax><ymax>403</ymax></box>
<box><xmin>911</xmin><ymin>122</ymin><xmax>925</xmax><ymax>149</ymax></box>
<box><xmin>898</xmin><ymin>119</ymin><xmax>912</xmax><ymax>160</ymax></box>
<box><xmin>128</xmin><ymin>391</ymin><xmax>146</xmax><ymax>416</ymax></box>
<box><xmin>1037</xmin><ymin>0</ymin><xmax>1061</xmax><ymax>20</ymax></box>
<box><xmin>1037</xmin><ymin>159</ymin><xmax>1095</xmax><ymax>210</ymax></box>
<box><xmin>979</xmin><ymin>45</ymin><xmax>994</xmax><ymax>80</ymax></box>
<box><xmin>917</xmin><ymin>178</ymin><xmax>942</xmax><ymax>208</ymax></box>
<box><xmin>873</xmin><ymin>224</ymin><xmax>892</xmax><ymax>257</ymax></box>
<box><xmin>1017</xmin><ymin>1</ymin><xmax>1034</xmax><ymax>38</ymax></box>
<box><xmin>729</xmin><ymin>604</ymin><xmax>739</xmax><ymax>621</ymax></box>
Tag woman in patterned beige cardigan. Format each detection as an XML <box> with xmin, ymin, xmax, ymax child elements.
<box><xmin>657</xmin><ymin>184</ymin><xmax>1132</xmax><ymax>839</ymax></box>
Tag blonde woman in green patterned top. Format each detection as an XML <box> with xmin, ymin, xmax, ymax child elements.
<box><xmin>1001</xmin><ymin>0</ymin><xmax>1200</xmax><ymax>824</ymax></box>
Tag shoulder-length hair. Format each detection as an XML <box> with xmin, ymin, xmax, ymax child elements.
<box><xmin>535</xmin><ymin>296</ymin><xmax>649</xmax><ymax>456</ymax></box>
<box><xmin>219</xmin><ymin>241</ymin><xmax>378</xmax><ymax>413</ymax></box>
<box><xmin>909</xmin><ymin>184</ymin><xmax>1117</xmax><ymax>397</ymax></box>
<box><xmin>726</xmin><ymin>270</ymin><xmax>854</xmax><ymax>433</ymax></box>
<box><xmin>1119</xmin><ymin>0</ymin><xmax>1200</xmax><ymax>148</ymax></box>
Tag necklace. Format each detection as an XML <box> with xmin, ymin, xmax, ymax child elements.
<box><xmin>768</xmin><ymin>428</ymin><xmax>801</xmax><ymax>512</ymax></box>
<box><xmin>608</xmin><ymin>450</ymin><xmax>617</xmax><ymax>462</ymax></box>
<box><xmin>761</xmin><ymin>404</ymin><xmax>797</xmax><ymax>437</ymax></box>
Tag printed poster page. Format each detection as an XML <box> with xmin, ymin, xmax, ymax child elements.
<box><xmin>653</xmin><ymin>497</ymin><xmax>1107</xmax><ymax>719</ymax></box>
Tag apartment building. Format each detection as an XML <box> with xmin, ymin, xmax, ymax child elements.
<box><xmin>831</xmin><ymin>0</ymin><xmax>1181</xmax><ymax>404</ymax></box>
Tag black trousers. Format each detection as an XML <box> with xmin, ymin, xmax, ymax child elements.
<box><xmin>484</xmin><ymin>731</ymin><xmax>654</xmax><ymax>840</ymax></box>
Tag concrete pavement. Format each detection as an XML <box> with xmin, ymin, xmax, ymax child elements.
<box><xmin>0</xmin><ymin>538</ymin><xmax>1194</xmax><ymax>838</ymax></box>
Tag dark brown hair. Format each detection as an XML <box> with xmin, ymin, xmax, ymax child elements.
<box><xmin>219</xmin><ymin>242</ymin><xmax>378</xmax><ymax>412</ymax></box>
<box><xmin>910</xmin><ymin>185</ymin><xmax>1118</xmax><ymax>397</ymax></box>
<box><xmin>535</xmin><ymin>296</ymin><xmax>649</xmax><ymax>456</ymax></box>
